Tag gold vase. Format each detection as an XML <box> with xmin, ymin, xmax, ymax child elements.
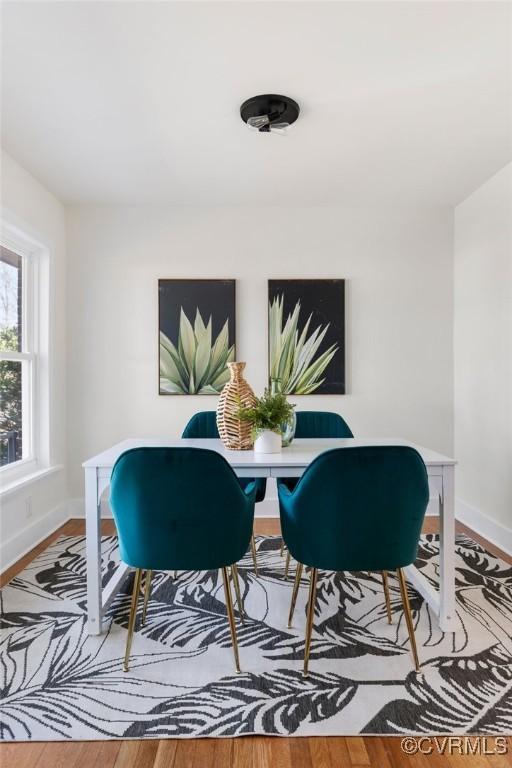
<box><xmin>217</xmin><ymin>362</ymin><xmax>256</xmax><ymax>450</ymax></box>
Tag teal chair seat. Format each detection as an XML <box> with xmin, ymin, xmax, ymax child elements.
<box><xmin>110</xmin><ymin>447</ymin><xmax>256</xmax><ymax>673</ymax></box>
<box><xmin>279</xmin><ymin>445</ymin><xmax>429</xmax><ymax>675</ymax></box>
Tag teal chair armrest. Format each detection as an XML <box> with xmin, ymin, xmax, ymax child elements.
<box><xmin>242</xmin><ymin>480</ymin><xmax>258</xmax><ymax>502</ymax></box>
<box><xmin>239</xmin><ymin>476</ymin><xmax>267</xmax><ymax>503</ymax></box>
<box><xmin>277</xmin><ymin>482</ymin><xmax>293</xmax><ymax>502</ymax></box>
<box><xmin>276</xmin><ymin>477</ymin><xmax>299</xmax><ymax>493</ymax></box>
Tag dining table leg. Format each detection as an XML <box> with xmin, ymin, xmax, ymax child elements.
<box><xmin>438</xmin><ymin>464</ymin><xmax>456</xmax><ymax>632</ymax></box>
<box><xmin>85</xmin><ymin>466</ymin><xmax>102</xmax><ymax>635</ymax></box>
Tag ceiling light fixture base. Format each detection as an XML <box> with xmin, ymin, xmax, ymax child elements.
<box><xmin>240</xmin><ymin>94</ymin><xmax>300</xmax><ymax>132</ymax></box>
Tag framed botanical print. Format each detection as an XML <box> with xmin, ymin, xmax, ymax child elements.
<box><xmin>268</xmin><ymin>279</ymin><xmax>345</xmax><ymax>395</ymax></box>
<box><xmin>159</xmin><ymin>279</ymin><xmax>235</xmax><ymax>394</ymax></box>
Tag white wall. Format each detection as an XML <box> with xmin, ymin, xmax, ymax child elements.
<box><xmin>454</xmin><ymin>163</ymin><xmax>512</xmax><ymax>548</ymax></box>
<box><xmin>66</xmin><ymin>205</ymin><xmax>454</xmax><ymax>505</ymax></box>
<box><xmin>1</xmin><ymin>150</ymin><xmax>68</xmax><ymax>567</ymax></box>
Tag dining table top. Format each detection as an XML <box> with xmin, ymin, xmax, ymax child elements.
<box><xmin>83</xmin><ymin>436</ymin><xmax>456</xmax><ymax>469</ymax></box>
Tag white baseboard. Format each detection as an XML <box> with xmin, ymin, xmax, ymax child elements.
<box><xmin>456</xmin><ymin>498</ymin><xmax>512</xmax><ymax>556</ymax></box>
<box><xmin>1</xmin><ymin>500</ymin><xmax>71</xmax><ymax>574</ymax></box>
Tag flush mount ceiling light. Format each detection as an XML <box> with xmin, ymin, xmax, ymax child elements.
<box><xmin>240</xmin><ymin>94</ymin><xmax>300</xmax><ymax>134</ymax></box>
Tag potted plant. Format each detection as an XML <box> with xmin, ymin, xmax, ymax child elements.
<box><xmin>237</xmin><ymin>388</ymin><xmax>296</xmax><ymax>454</ymax></box>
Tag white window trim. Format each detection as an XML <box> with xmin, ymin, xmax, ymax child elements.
<box><xmin>0</xmin><ymin>218</ymin><xmax>50</xmax><ymax>487</ymax></box>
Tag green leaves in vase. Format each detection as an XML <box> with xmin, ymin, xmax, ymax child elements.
<box><xmin>237</xmin><ymin>388</ymin><xmax>296</xmax><ymax>437</ymax></box>
<box><xmin>160</xmin><ymin>308</ymin><xmax>234</xmax><ymax>394</ymax></box>
<box><xmin>269</xmin><ymin>295</ymin><xmax>338</xmax><ymax>394</ymax></box>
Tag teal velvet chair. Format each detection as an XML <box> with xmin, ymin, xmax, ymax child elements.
<box><xmin>182</xmin><ymin>411</ymin><xmax>266</xmax><ymax>574</ymax></box>
<box><xmin>279</xmin><ymin>411</ymin><xmax>353</xmax><ymax>571</ymax></box>
<box><xmin>279</xmin><ymin>446</ymin><xmax>429</xmax><ymax>676</ymax></box>
<box><xmin>110</xmin><ymin>447</ymin><xmax>256</xmax><ymax>673</ymax></box>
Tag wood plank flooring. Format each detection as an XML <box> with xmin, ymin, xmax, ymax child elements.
<box><xmin>1</xmin><ymin>517</ymin><xmax>510</xmax><ymax>767</ymax></box>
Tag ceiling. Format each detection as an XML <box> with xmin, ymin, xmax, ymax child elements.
<box><xmin>2</xmin><ymin>1</ymin><xmax>511</xmax><ymax>206</ymax></box>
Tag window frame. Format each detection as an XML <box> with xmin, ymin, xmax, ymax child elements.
<box><xmin>1</xmin><ymin>222</ymin><xmax>46</xmax><ymax>484</ymax></box>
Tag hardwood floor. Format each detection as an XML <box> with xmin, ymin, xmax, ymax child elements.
<box><xmin>1</xmin><ymin>517</ymin><xmax>510</xmax><ymax>767</ymax></box>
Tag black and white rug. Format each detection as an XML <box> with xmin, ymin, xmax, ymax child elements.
<box><xmin>1</xmin><ymin>533</ymin><xmax>511</xmax><ymax>740</ymax></box>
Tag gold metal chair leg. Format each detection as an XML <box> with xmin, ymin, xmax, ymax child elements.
<box><xmin>124</xmin><ymin>568</ymin><xmax>143</xmax><ymax>672</ymax></box>
<box><xmin>303</xmin><ymin>567</ymin><xmax>318</xmax><ymax>677</ymax></box>
<box><xmin>397</xmin><ymin>568</ymin><xmax>421</xmax><ymax>673</ymax></box>
<box><xmin>251</xmin><ymin>534</ymin><xmax>258</xmax><ymax>576</ymax></box>
<box><xmin>141</xmin><ymin>569</ymin><xmax>152</xmax><ymax>627</ymax></box>
<box><xmin>280</xmin><ymin>539</ymin><xmax>285</xmax><ymax>557</ymax></box>
<box><xmin>173</xmin><ymin>571</ymin><xmax>177</xmax><ymax>579</ymax></box>
<box><xmin>284</xmin><ymin>550</ymin><xmax>291</xmax><ymax>579</ymax></box>
<box><xmin>221</xmin><ymin>566</ymin><xmax>241</xmax><ymax>673</ymax></box>
<box><xmin>382</xmin><ymin>570</ymin><xmax>392</xmax><ymax>624</ymax></box>
<box><xmin>288</xmin><ymin>562</ymin><xmax>303</xmax><ymax>627</ymax></box>
<box><xmin>231</xmin><ymin>564</ymin><xmax>245</xmax><ymax>625</ymax></box>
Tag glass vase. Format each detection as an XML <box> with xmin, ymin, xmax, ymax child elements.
<box><xmin>281</xmin><ymin>409</ymin><xmax>297</xmax><ymax>447</ymax></box>
<box><xmin>270</xmin><ymin>377</ymin><xmax>296</xmax><ymax>447</ymax></box>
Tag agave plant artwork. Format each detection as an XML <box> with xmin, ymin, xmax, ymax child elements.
<box><xmin>269</xmin><ymin>294</ymin><xmax>339</xmax><ymax>395</ymax></box>
<box><xmin>160</xmin><ymin>308</ymin><xmax>234</xmax><ymax>394</ymax></box>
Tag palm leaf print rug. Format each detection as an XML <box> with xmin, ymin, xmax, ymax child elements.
<box><xmin>1</xmin><ymin>534</ymin><xmax>511</xmax><ymax>740</ymax></box>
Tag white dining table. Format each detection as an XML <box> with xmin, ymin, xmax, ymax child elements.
<box><xmin>83</xmin><ymin>437</ymin><xmax>457</xmax><ymax>635</ymax></box>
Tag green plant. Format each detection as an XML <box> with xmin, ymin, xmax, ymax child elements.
<box><xmin>160</xmin><ymin>308</ymin><xmax>234</xmax><ymax>394</ymax></box>
<box><xmin>269</xmin><ymin>295</ymin><xmax>338</xmax><ymax>395</ymax></box>
<box><xmin>237</xmin><ymin>388</ymin><xmax>295</xmax><ymax>436</ymax></box>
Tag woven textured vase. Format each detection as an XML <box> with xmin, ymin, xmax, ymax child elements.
<box><xmin>216</xmin><ymin>362</ymin><xmax>256</xmax><ymax>450</ymax></box>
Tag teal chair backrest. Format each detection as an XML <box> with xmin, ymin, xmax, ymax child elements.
<box><xmin>110</xmin><ymin>447</ymin><xmax>255</xmax><ymax>571</ymax></box>
<box><xmin>182</xmin><ymin>411</ymin><xmax>219</xmax><ymax>439</ymax></box>
<box><xmin>279</xmin><ymin>446</ymin><xmax>429</xmax><ymax>571</ymax></box>
<box><xmin>183</xmin><ymin>410</ymin><xmax>353</xmax><ymax>440</ymax></box>
<box><xmin>294</xmin><ymin>411</ymin><xmax>353</xmax><ymax>438</ymax></box>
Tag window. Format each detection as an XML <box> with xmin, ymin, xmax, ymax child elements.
<box><xmin>0</xmin><ymin>244</ymin><xmax>35</xmax><ymax>471</ymax></box>
<box><xmin>0</xmin><ymin>218</ymin><xmax>52</xmax><ymax>488</ymax></box>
